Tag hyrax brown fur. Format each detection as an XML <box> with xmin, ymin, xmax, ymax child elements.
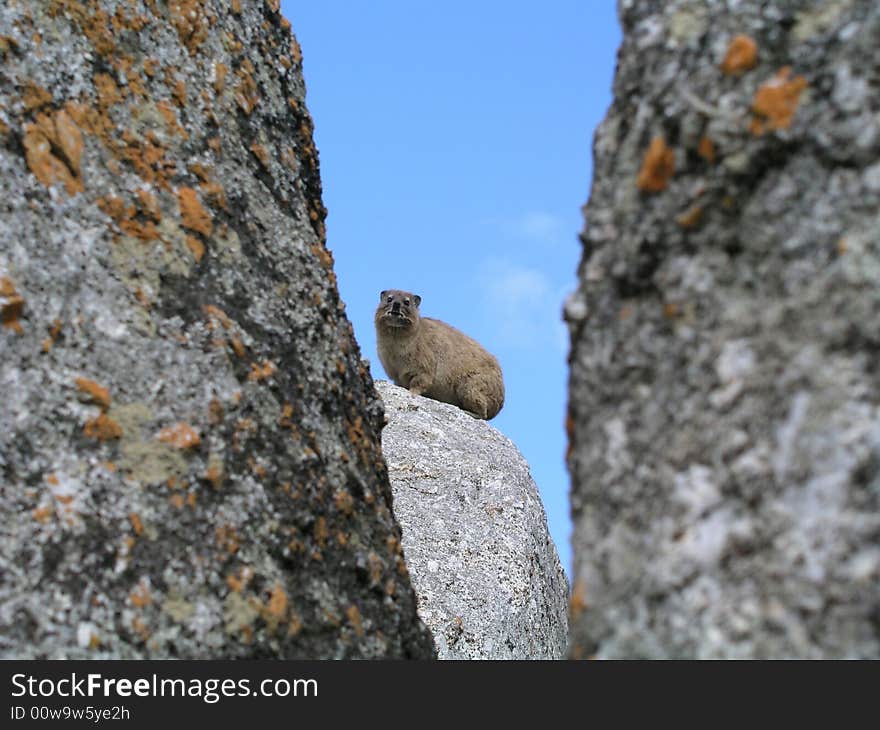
<box><xmin>374</xmin><ymin>289</ymin><xmax>505</xmax><ymax>420</ymax></box>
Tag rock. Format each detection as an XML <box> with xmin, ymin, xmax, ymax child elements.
<box><xmin>0</xmin><ymin>1</ymin><xmax>433</xmax><ymax>659</ymax></box>
<box><xmin>566</xmin><ymin>0</ymin><xmax>880</xmax><ymax>658</ymax></box>
<box><xmin>376</xmin><ymin>381</ymin><xmax>569</xmax><ymax>659</ymax></box>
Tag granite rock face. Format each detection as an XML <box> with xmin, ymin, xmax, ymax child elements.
<box><xmin>567</xmin><ymin>0</ymin><xmax>880</xmax><ymax>658</ymax></box>
<box><xmin>0</xmin><ymin>0</ymin><xmax>434</xmax><ymax>659</ymax></box>
<box><xmin>377</xmin><ymin>381</ymin><xmax>569</xmax><ymax>659</ymax></box>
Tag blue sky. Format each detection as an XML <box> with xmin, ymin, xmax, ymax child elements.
<box><xmin>281</xmin><ymin>1</ymin><xmax>621</xmax><ymax>576</ymax></box>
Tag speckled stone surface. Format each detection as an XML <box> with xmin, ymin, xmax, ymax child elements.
<box><xmin>566</xmin><ymin>0</ymin><xmax>880</xmax><ymax>658</ymax></box>
<box><xmin>0</xmin><ymin>0</ymin><xmax>433</xmax><ymax>659</ymax></box>
<box><xmin>377</xmin><ymin>381</ymin><xmax>569</xmax><ymax>659</ymax></box>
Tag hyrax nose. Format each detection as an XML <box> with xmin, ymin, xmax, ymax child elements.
<box><xmin>391</xmin><ymin>301</ymin><xmax>401</xmax><ymax>313</ymax></box>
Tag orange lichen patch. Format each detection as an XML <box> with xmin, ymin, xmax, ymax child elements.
<box><xmin>750</xmin><ymin>67</ymin><xmax>808</xmax><ymax>135</ymax></box>
<box><xmin>287</xmin><ymin>613</ymin><xmax>303</xmax><ymax>636</ymax></box>
<box><xmin>208</xmin><ymin>398</ymin><xmax>224</xmax><ymax>426</ymax></box>
<box><xmin>200</xmin><ymin>180</ymin><xmax>228</xmax><ymax>212</ymax></box>
<box><xmin>334</xmin><ymin>489</ymin><xmax>354</xmax><ymax>516</ymax></box>
<box><xmin>186</xmin><ymin>490</ymin><xmax>197</xmax><ymax>508</ymax></box>
<box><xmin>231</xmin><ymin>0</ymin><xmax>242</xmax><ymax>13</ymax></box>
<box><xmin>250</xmin><ymin>142</ymin><xmax>271</xmax><ymax>169</ymax></box>
<box><xmin>172</xmin><ymin>78</ymin><xmax>187</xmax><ymax>107</ymax></box>
<box><xmin>289</xmin><ymin>37</ymin><xmax>302</xmax><ymax>65</ymax></box>
<box><xmin>129</xmin><ymin>580</ymin><xmax>153</xmax><ymax>608</ymax></box>
<box><xmin>135</xmin><ymin>189</ymin><xmax>161</xmax><ymax>222</ymax></box>
<box><xmin>226</xmin><ymin>566</ymin><xmax>254</xmax><ymax>593</ymax></box>
<box><xmin>204</xmin><ymin>463</ymin><xmax>224</xmax><ymax>489</ymax></box>
<box><xmin>247</xmin><ymin>360</ymin><xmax>276</xmax><ymax>382</ymax></box>
<box><xmin>84</xmin><ymin>413</ymin><xmax>123</xmax><ymax>440</ymax></box>
<box><xmin>48</xmin><ymin>0</ymin><xmax>118</xmax><ymax>57</ymax></box>
<box><xmin>346</xmin><ymin>605</ymin><xmax>364</xmax><ymax>637</ymax></box>
<box><xmin>33</xmin><ymin>505</ymin><xmax>54</xmax><ymax>523</ymax></box>
<box><xmin>155</xmin><ymin>100</ymin><xmax>186</xmax><ymax>138</ymax></box>
<box><xmin>96</xmin><ymin>194</ymin><xmax>126</xmax><ymax>221</ymax></box>
<box><xmin>177</xmin><ymin>187</ymin><xmax>213</xmax><ymax>236</ymax></box>
<box><xmin>366</xmin><ymin>551</ymin><xmax>383</xmax><ymax>585</ymax></box>
<box><xmin>129</xmin><ymin>512</ymin><xmax>144</xmax><ymax>536</ymax></box>
<box><xmin>310</xmin><ymin>243</ymin><xmax>334</xmax><ymax>270</ymax></box>
<box><xmin>207</xmin><ymin>135</ymin><xmax>221</xmax><ymax>153</ymax></box>
<box><xmin>121</xmin><ymin>131</ymin><xmax>176</xmax><ymax>189</ymax></box>
<box><xmin>94</xmin><ymin>72</ymin><xmax>122</xmax><ymax>107</ymax></box>
<box><xmin>46</xmin><ymin>473</ymin><xmax>60</xmax><ymax>486</ymax></box>
<box><xmin>188</xmin><ymin>162</ymin><xmax>211</xmax><ymax>181</ymax></box>
<box><xmin>0</xmin><ymin>35</ymin><xmax>20</xmax><ymax>56</ymax></box>
<box><xmin>313</xmin><ymin>516</ymin><xmax>329</xmax><ymax>548</ymax></box>
<box><xmin>143</xmin><ymin>58</ymin><xmax>159</xmax><ymax>77</ymax></box>
<box><xmin>569</xmin><ymin>579</ymin><xmax>588</xmax><ymax>618</ymax></box>
<box><xmin>202</xmin><ymin>304</ymin><xmax>231</xmax><ymax>330</ymax></box>
<box><xmin>22</xmin><ymin>81</ymin><xmax>52</xmax><ymax>112</ymax></box>
<box><xmin>52</xmin><ymin>110</ymin><xmax>84</xmax><ymax>174</ymax></box>
<box><xmin>697</xmin><ymin>136</ymin><xmax>716</xmax><ymax>163</ymax></box>
<box><xmin>676</xmin><ymin>204</ymin><xmax>704</xmax><ymax>229</ymax></box>
<box><xmin>186</xmin><ymin>235</ymin><xmax>205</xmax><ymax>262</ymax></box>
<box><xmin>130</xmin><ymin>615</ymin><xmax>150</xmax><ymax>641</ymax></box>
<box><xmin>234</xmin><ymin>59</ymin><xmax>260</xmax><ymax>114</ymax></box>
<box><xmin>23</xmin><ymin>118</ymin><xmax>84</xmax><ymax>196</ymax></box>
<box><xmin>41</xmin><ymin>318</ymin><xmax>63</xmax><ymax>351</ymax></box>
<box><xmin>248</xmin><ymin>458</ymin><xmax>267</xmax><ymax>479</ymax></box>
<box><xmin>215</xmin><ymin>524</ymin><xmax>240</xmax><ymax>554</ymax></box>
<box><xmin>278</xmin><ymin>403</ymin><xmax>294</xmax><ymax>427</ymax></box>
<box><xmin>169</xmin><ymin>0</ymin><xmax>209</xmax><ymax>53</ymax></box>
<box><xmin>213</xmin><ymin>62</ymin><xmax>228</xmax><ymax>94</ymax></box>
<box><xmin>720</xmin><ymin>34</ymin><xmax>758</xmax><ymax>75</ymax></box>
<box><xmin>229</xmin><ymin>335</ymin><xmax>245</xmax><ymax>358</ymax></box>
<box><xmin>75</xmin><ymin>377</ymin><xmax>111</xmax><ymax>410</ymax></box>
<box><xmin>836</xmin><ymin>237</ymin><xmax>848</xmax><ymax>256</ymax></box>
<box><xmin>1</xmin><ymin>276</ymin><xmax>25</xmax><ymax>333</ymax></box>
<box><xmin>264</xmin><ymin>582</ymin><xmax>289</xmax><ymax>625</ymax></box>
<box><xmin>157</xmin><ymin>422</ymin><xmax>201</xmax><ymax>449</ymax></box>
<box><xmin>636</xmin><ymin>136</ymin><xmax>675</xmax><ymax>192</ymax></box>
<box><xmin>265</xmin><ymin>0</ymin><xmax>280</xmax><ymax>12</ymax></box>
<box><xmin>169</xmin><ymin>493</ymin><xmax>185</xmax><ymax>509</ymax></box>
<box><xmin>663</xmin><ymin>302</ymin><xmax>682</xmax><ymax>320</ymax></box>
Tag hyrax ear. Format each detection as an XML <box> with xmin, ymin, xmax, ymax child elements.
<box><xmin>380</xmin><ymin>290</ymin><xmax>389</xmax><ymax>301</ymax></box>
<box><xmin>413</xmin><ymin>294</ymin><xmax>421</xmax><ymax>307</ymax></box>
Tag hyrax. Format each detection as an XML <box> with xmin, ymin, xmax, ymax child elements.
<box><xmin>374</xmin><ymin>289</ymin><xmax>504</xmax><ymax>420</ymax></box>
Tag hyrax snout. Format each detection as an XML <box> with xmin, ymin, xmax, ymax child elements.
<box><xmin>374</xmin><ymin>289</ymin><xmax>504</xmax><ymax>420</ymax></box>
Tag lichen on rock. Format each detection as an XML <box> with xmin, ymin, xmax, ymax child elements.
<box><xmin>567</xmin><ymin>0</ymin><xmax>880</xmax><ymax>659</ymax></box>
<box><xmin>0</xmin><ymin>0</ymin><xmax>433</xmax><ymax>659</ymax></box>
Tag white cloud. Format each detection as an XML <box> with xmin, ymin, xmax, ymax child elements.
<box><xmin>482</xmin><ymin>259</ymin><xmax>568</xmax><ymax>350</ymax></box>
<box><xmin>510</xmin><ymin>211</ymin><xmax>568</xmax><ymax>247</ymax></box>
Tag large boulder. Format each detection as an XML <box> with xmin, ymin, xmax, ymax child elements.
<box><xmin>0</xmin><ymin>0</ymin><xmax>433</xmax><ymax>659</ymax></box>
<box><xmin>566</xmin><ymin>0</ymin><xmax>880</xmax><ymax>658</ymax></box>
<box><xmin>376</xmin><ymin>381</ymin><xmax>569</xmax><ymax>659</ymax></box>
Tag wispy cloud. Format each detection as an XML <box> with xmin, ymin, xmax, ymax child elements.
<box><xmin>481</xmin><ymin>259</ymin><xmax>569</xmax><ymax>351</ymax></box>
<box><xmin>511</xmin><ymin>211</ymin><xmax>567</xmax><ymax>246</ymax></box>
<box><xmin>479</xmin><ymin>211</ymin><xmax>572</xmax><ymax>248</ymax></box>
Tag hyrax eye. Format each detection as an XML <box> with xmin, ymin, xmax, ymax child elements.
<box><xmin>387</xmin><ymin>296</ymin><xmax>393</xmax><ymax>303</ymax></box>
<box><xmin>403</xmin><ymin>299</ymin><xmax>410</xmax><ymax>305</ymax></box>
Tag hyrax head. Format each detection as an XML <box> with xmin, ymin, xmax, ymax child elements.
<box><xmin>376</xmin><ymin>289</ymin><xmax>421</xmax><ymax>329</ymax></box>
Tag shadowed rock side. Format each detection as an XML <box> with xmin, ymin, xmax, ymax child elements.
<box><xmin>376</xmin><ymin>381</ymin><xmax>569</xmax><ymax>659</ymax></box>
<box><xmin>566</xmin><ymin>0</ymin><xmax>880</xmax><ymax>658</ymax></box>
<box><xmin>0</xmin><ymin>0</ymin><xmax>434</xmax><ymax>659</ymax></box>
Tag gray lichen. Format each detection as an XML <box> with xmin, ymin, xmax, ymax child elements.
<box><xmin>567</xmin><ymin>0</ymin><xmax>880</xmax><ymax>658</ymax></box>
<box><xmin>0</xmin><ymin>0</ymin><xmax>433</xmax><ymax>659</ymax></box>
